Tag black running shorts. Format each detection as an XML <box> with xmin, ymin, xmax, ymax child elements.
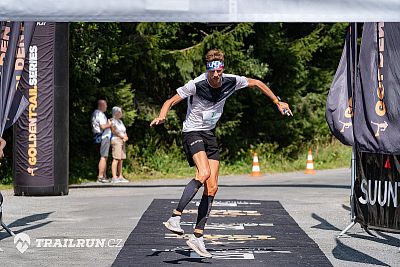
<box><xmin>182</xmin><ymin>130</ymin><xmax>220</xmax><ymax>167</ymax></box>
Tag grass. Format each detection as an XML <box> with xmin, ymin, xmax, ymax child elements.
<box><xmin>221</xmin><ymin>140</ymin><xmax>351</xmax><ymax>175</ymax></box>
<box><xmin>0</xmin><ymin>184</ymin><xmax>13</xmax><ymax>190</ymax></box>
<box><xmin>258</xmin><ymin>141</ymin><xmax>351</xmax><ymax>173</ymax></box>
<box><xmin>124</xmin><ymin>139</ymin><xmax>351</xmax><ymax>180</ymax></box>
<box><xmin>0</xmin><ymin>140</ymin><xmax>351</xmax><ymax>187</ymax></box>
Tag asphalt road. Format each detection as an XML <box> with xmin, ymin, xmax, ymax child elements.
<box><xmin>0</xmin><ymin>168</ymin><xmax>399</xmax><ymax>266</ymax></box>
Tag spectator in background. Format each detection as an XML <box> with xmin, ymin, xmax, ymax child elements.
<box><xmin>91</xmin><ymin>100</ymin><xmax>112</xmax><ymax>183</ymax></box>
<box><xmin>110</xmin><ymin>106</ymin><xmax>129</xmax><ymax>183</ymax></box>
<box><xmin>0</xmin><ymin>137</ymin><xmax>5</xmax><ymax>159</ymax></box>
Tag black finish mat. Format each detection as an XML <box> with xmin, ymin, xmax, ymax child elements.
<box><xmin>113</xmin><ymin>199</ymin><xmax>332</xmax><ymax>266</ymax></box>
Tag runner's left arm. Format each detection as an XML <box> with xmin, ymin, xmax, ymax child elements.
<box><xmin>247</xmin><ymin>78</ymin><xmax>293</xmax><ymax>116</ymax></box>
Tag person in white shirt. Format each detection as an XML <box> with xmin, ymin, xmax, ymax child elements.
<box><xmin>150</xmin><ymin>49</ymin><xmax>292</xmax><ymax>257</ymax></box>
<box><xmin>91</xmin><ymin>100</ymin><xmax>112</xmax><ymax>183</ymax></box>
<box><xmin>110</xmin><ymin>106</ymin><xmax>129</xmax><ymax>183</ymax></box>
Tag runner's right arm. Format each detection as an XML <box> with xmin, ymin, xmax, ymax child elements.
<box><xmin>150</xmin><ymin>94</ymin><xmax>184</xmax><ymax>127</ymax></box>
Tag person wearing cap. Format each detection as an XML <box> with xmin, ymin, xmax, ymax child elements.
<box><xmin>110</xmin><ymin>106</ymin><xmax>129</xmax><ymax>183</ymax></box>
<box><xmin>150</xmin><ymin>49</ymin><xmax>292</xmax><ymax>257</ymax></box>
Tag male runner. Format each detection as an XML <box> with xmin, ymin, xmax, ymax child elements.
<box><xmin>150</xmin><ymin>49</ymin><xmax>292</xmax><ymax>258</ymax></box>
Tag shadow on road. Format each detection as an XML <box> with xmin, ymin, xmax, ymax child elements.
<box><xmin>163</xmin><ymin>258</ymin><xmax>211</xmax><ymax>265</ymax></box>
<box><xmin>348</xmin><ymin>231</ymin><xmax>400</xmax><ymax>248</ymax></box>
<box><xmin>341</xmin><ymin>204</ymin><xmax>351</xmax><ymax>212</ymax></box>
<box><xmin>148</xmin><ymin>249</ymin><xmax>211</xmax><ymax>265</ymax></box>
<box><xmin>312</xmin><ymin>213</ymin><xmax>395</xmax><ymax>266</ymax></box>
<box><xmin>0</xmin><ymin>212</ymin><xmax>54</xmax><ymax>240</ymax></box>
<box><xmin>311</xmin><ymin>213</ymin><xmax>341</xmax><ymax>231</ymax></box>
<box><xmin>332</xmin><ymin>239</ymin><xmax>389</xmax><ymax>266</ymax></box>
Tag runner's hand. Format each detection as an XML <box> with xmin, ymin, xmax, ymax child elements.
<box><xmin>276</xmin><ymin>102</ymin><xmax>293</xmax><ymax>116</ymax></box>
<box><xmin>150</xmin><ymin>117</ymin><xmax>166</xmax><ymax>127</ymax></box>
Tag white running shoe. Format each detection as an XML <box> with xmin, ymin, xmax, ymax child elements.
<box><xmin>118</xmin><ymin>177</ymin><xmax>129</xmax><ymax>183</ymax></box>
<box><xmin>186</xmin><ymin>235</ymin><xmax>212</xmax><ymax>258</ymax></box>
<box><xmin>111</xmin><ymin>178</ymin><xmax>122</xmax><ymax>183</ymax></box>
<box><xmin>164</xmin><ymin>216</ymin><xmax>184</xmax><ymax>235</ymax></box>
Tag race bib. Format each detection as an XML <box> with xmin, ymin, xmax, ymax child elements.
<box><xmin>202</xmin><ymin>110</ymin><xmax>222</xmax><ymax>126</ymax></box>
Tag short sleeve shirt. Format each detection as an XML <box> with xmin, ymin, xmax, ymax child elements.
<box><xmin>176</xmin><ymin>73</ymin><xmax>248</xmax><ymax>132</ymax></box>
<box><xmin>111</xmin><ymin>119</ymin><xmax>126</xmax><ymax>140</ymax></box>
<box><xmin>91</xmin><ymin>109</ymin><xmax>111</xmax><ymax>139</ymax></box>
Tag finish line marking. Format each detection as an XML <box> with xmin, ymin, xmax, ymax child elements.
<box><xmin>165</xmin><ymin>233</ymin><xmax>276</xmax><ymax>241</ymax></box>
<box><xmin>183</xmin><ymin>209</ymin><xmax>262</xmax><ymax>217</ymax></box>
<box><xmin>170</xmin><ymin>200</ymin><xmax>262</xmax><ymax>207</ymax></box>
<box><xmin>179</xmin><ymin>222</ymin><xmax>274</xmax><ymax>230</ymax></box>
<box><xmin>190</xmin><ymin>251</ymin><xmax>255</xmax><ymax>259</ymax></box>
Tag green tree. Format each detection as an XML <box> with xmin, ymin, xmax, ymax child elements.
<box><xmin>65</xmin><ymin>22</ymin><xmax>348</xmax><ymax>182</ymax></box>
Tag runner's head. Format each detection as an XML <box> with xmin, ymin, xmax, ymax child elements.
<box><xmin>205</xmin><ymin>49</ymin><xmax>224</xmax><ymax>82</ymax></box>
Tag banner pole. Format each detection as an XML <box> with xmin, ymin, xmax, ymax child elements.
<box><xmin>338</xmin><ymin>22</ymin><xmax>357</xmax><ymax>238</ymax></box>
<box><xmin>350</xmin><ymin>149</ymin><xmax>356</xmax><ymax>222</ymax></box>
<box><xmin>337</xmin><ymin>22</ymin><xmax>375</xmax><ymax>238</ymax></box>
<box><xmin>350</xmin><ymin>20</ymin><xmax>357</xmax><ymax>221</ymax></box>
<box><xmin>338</xmin><ymin>148</ymin><xmax>356</xmax><ymax>237</ymax></box>
<box><xmin>350</xmin><ymin>148</ymin><xmax>355</xmax><ymax>220</ymax></box>
<box><xmin>0</xmin><ymin>192</ymin><xmax>15</xmax><ymax>237</ymax></box>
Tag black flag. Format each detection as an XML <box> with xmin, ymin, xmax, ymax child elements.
<box><xmin>326</xmin><ymin>26</ymin><xmax>355</xmax><ymax>146</ymax></box>
<box><xmin>0</xmin><ymin>22</ymin><xmax>35</xmax><ymax>135</ymax></box>
<box><xmin>354</xmin><ymin>22</ymin><xmax>400</xmax><ymax>153</ymax></box>
<box><xmin>14</xmin><ymin>23</ymin><xmax>69</xmax><ymax>196</ymax></box>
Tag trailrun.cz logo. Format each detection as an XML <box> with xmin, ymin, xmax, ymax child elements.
<box><xmin>13</xmin><ymin>233</ymin><xmax>122</xmax><ymax>254</ymax></box>
<box><xmin>14</xmin><ymin>233</ymin><xmax>31</xmax><ymax>253</ymax></box>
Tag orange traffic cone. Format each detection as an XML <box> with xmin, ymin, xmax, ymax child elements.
<box><xmin>251</xmin><ymin>153</ymin><xmax>261</xmax><ymax>176</ymax></box>
<box><xmin>304</xmin><ymin>149</ymin><xmax>316</xmax><ymax>174</ymax></box>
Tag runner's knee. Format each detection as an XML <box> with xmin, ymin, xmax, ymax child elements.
<box><xmin>197</xmin><ymin>168</ymin><xmax>211</xmax><ymax>182</ymax></box>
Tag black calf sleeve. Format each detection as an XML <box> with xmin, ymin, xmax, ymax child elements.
<box><xmin>174</xmin><ymin>179</ymin><xmax>203</xmax><ymax>215</ymax></box>
<box><xmin>194</xmin><ymin>194</ymin><xmax>214</xmax><ymax>237</ymax></box>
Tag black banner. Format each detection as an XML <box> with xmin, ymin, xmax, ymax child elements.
<box><xmin>0</xmin><ymin>22</ymin><xmax>35</xmax><ymax>135</ymax></box>
<box><xmin>325</xmin><ymin>26</ymin><xmax>354</xmax><ymax>146</ymax></box>
<box><xmin>14</xmin><ymin>22</ymin><xmax>69</xmax><ymax>196</ymax></box>
<box><xmin>14</xmin><ymin>22</ymin><xmax>55</xmax><ymax>186</ymax></box>
<box><xmin>326</xmin><ymin>22</ymin><xmax>400</xmax><ymax>232</ymax></box>
<box><xmin>354</xmin><ymin>22</ymin><xmax>400</xmax><ymax>153</ymax></box>
<box><xmin>354</xmin><ymin>151</ymin><xmax>400</xmax><ymax>232</ymax></box>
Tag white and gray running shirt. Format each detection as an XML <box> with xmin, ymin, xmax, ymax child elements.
<box><xmin>176</xmin><ymin>73</ymin><xmax>248</xmax><ymax>132</ymax></box>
